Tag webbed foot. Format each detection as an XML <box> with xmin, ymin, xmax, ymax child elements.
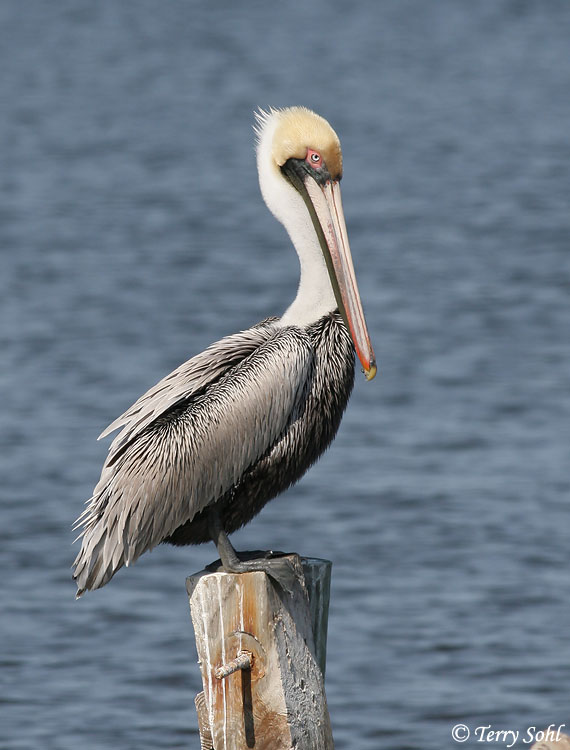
<box><xmin>206</xmin><ymin>549</ymin><xmax>299</xmax><ymax>596</ymax></box>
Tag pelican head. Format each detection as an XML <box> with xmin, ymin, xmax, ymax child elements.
<box><xmin>255</xmin><ymin>106</ymin><xmax>376</xmax><ymax>380</ymax></box>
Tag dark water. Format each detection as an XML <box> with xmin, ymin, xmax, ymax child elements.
<box><xmin>1</xmin><ymin>2</ymin><xmax>569</xmax><ymax>748</ymax></box>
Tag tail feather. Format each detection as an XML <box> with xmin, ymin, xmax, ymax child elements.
<box><xmin>72</xmin><ymin>489</ymin><xmax>126</xmax><ymax>596</ymax></box>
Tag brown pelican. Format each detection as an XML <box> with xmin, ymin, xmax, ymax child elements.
<box><xmin>73</xmin><ymin>106</ymin><xmax>376</xmax><ymax>597</ymax></box>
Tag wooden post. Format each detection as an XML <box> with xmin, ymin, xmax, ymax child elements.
<box><xmin>186</xmin><ymin>554</ymin><xmax>334</xmax><ymax>749</ymax></box>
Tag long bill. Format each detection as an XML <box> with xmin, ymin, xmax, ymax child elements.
<box><xmin>303</xmin><ymin>176</ymin><xmax>377</xmax><ymax>380</ymax></box>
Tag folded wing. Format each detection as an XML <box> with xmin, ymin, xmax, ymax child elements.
<box><xmin>73</xmin><ymin>321</ymin><xmax>313</xmax><ymax>595</ymax></box>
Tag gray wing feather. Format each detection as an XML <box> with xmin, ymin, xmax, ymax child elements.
<box><xmin>99</xmin><ymin>319</ymin><xmax>278</xmax><ymax>456</ymax></box>
<box><xmin>73</xmin><ymin>323</ymin><xmax>312</xmax><ymax>594</ymax></box>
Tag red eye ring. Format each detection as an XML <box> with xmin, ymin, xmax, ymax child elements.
<box><xmin>306</xmin><ymin>149</ymin><xmax>322</xmax><ymax>166</ymax></box>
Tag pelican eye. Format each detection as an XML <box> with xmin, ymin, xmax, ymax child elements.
<box><xmin>306</xmin><ymin>149</ymin><xmax>322</xmax><ymax>167</ymax></box>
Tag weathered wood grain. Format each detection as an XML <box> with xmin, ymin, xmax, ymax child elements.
<box><xmin>187</xmin><ymin>554</ymin><xmax>333</xmax><ymax>749</ymax></box>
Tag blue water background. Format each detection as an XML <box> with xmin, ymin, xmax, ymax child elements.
<box><xmin>1</xmin><ymin>2</ymin><xmax>569</xmax><ymax>748</ymax></box>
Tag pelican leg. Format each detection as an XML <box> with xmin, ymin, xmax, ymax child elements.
<box><xmin>207</xmin><ymin>509</ymin><xmax>298</xmax><ymax>594</ymax></box>
<box><xmin>207</xmin><ymin>508</ymin><xmax>245</xmax><ymax>570</ymax></box>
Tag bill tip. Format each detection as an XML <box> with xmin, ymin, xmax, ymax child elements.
<box><xmin>364</xmin><ymin>361</ymin><xmax>377</xmax><ymax>381</ymax></box>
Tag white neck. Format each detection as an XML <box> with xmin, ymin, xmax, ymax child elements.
<box><xmin>256</xmin><ymin>112</ymin><xmax>336</xmax><ymax>327</ymax></box>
